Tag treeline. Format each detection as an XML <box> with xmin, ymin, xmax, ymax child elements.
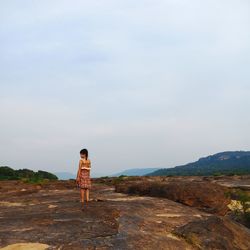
<box><xmin>148</xmin><ymin>166</ymin><xmax>250</xmax><ymax>177</ymax></box>
<box><xmin>0</xmin><ymin>166</ymin><xmax>58</xmax><ymax>181</ymax></box>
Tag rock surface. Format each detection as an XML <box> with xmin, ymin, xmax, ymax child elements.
<box><xmin>174</xmin><ymin>215</ymin><xmax>250</xmax><ymax>250</ymax></box>
<box><xmin>115</xmin><ymin>179</ymin><xmax>231</xmax><ymax>215</ymax></box>
<box><xmin>0</xmin><ymin>179</ymin><xmax>249</xmax><ymax>250</ymax></box>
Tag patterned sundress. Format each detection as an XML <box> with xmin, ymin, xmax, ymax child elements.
<box><xmin>79</xmin><ymin>159</ymin><xmax>91</xmax><ymax>189</ymax></box>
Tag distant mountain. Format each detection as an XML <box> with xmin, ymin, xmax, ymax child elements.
<box><xmin>111</xmin><ymin>168</ymin><xmax>161</xmax><ymax>177</ymax></box>
<box><xmin>146</xmin><ymin>151</ymin><xmax>250</xmax><ymax>176</ymax></box>
<box><xmin>53</xmin><ymin>172</ymin><xmax>76</xmax><ymax>180</ymax></box>
<box><xmin>53</xmin><ymin>171</ymin><xmax>112</xmax><ymax>179</ymax></box>
<box><xmin>91</xmin><ymin>172</ymin><xmax>113</xmax><ymax>178</ymax></box>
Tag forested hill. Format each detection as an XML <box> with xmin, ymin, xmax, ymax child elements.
<box><xmin>146</xmin><ymin>151</ymin><xmax>250</xmax><ymax>176</ymax></box>
<box><xmin>0</xmin><ymin>166</ymin><xmax>58</xmax><ymax>181</ymax></box>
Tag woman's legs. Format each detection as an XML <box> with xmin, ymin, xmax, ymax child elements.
<box><xmin>86</xmin><ymin>188</ymin><xmax>89</xmax><ymax>202</ymax></box>
<box><xmin>80</xmin><ymin>188</ymin><xmax>85</xmax><ymax>202</ymax></box>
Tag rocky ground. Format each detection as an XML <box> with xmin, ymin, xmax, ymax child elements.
<box><xmin>0</xmin><ymin>176</ymin><xmax>250</xmax><ymax>250</ymax></box>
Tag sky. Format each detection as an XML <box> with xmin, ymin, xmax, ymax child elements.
<box><xmin>0</xmin><ymin>0</ymin><xmax>250</xmax><ymax>177</ymax></box>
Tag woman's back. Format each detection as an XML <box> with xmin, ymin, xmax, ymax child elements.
<box><xmin>79</xmin><ymin>158</ymin><xmax>91</xmax><ymax>189</ymax></box>
<box><xmin>80</xmin><ymin>159</ymin><xmax>91</xmax><ymax>170</ymax></box>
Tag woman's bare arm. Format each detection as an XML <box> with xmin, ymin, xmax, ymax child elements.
<box><xmin>76</xmin><ymin>160</ymin><xmax>81</xmax><ymax>180</ymax></box>
<box><xmin>81</xmin><ymin>166</ymin><xmax>91</xmax><ymax>170</ymax></box>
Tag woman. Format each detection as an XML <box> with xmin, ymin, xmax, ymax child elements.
<box><xmin>76</xmin><ymin>148</ymin><xmax>92</xmax><ymax>210</ymax></box>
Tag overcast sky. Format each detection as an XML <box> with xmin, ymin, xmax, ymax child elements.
<box><xmin>0</xmin><ymin>0</ymin><xmax>250</xmax><ymax>177</ymax></box>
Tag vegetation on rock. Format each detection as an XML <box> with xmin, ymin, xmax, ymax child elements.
<box><xmin>226</xmin><ymin>188</ymin><xmax>250</xmax><ymax>228</ymax></box>
<box><xmin>0</xmin><ymin>166</ymin><xmax>58</xmax><ymax>183</ymax></box>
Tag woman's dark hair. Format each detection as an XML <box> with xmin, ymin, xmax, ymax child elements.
<box><xmin>80</xmin><ymin>148</ymin><xmax>88</xmax><ymax>159</ymax></box>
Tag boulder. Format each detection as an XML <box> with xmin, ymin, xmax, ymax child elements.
<box><xmin>173</xmin><ymin>215</ymin><xmax>250</xmax><ymax>250</ymax></box>
<box><xmin>115</xmin><ymin>180</ymin><xmax>231</xmax><ymax>215</ymax></box>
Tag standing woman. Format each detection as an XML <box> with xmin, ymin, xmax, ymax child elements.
<box><xmin>76</xmin><ymin>148</ymin><xmax>92</xmax><ymax>210</ymax></box>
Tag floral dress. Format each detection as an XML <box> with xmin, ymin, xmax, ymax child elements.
<box><xmin>79</xmin><ymin>159</ymin><xmax>91</xmax><ymax>189</ymax></box>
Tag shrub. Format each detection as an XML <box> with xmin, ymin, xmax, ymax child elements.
<box><xmin>227</xmin><ymin>189</ymin><xmax>250</xmax><ymax>228</ymax></box>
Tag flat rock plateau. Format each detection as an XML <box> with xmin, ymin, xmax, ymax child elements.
<box><xmin>0</xmin><ymin>175</ymin><xmax>249</xmax><ymax>250</ymax></box>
